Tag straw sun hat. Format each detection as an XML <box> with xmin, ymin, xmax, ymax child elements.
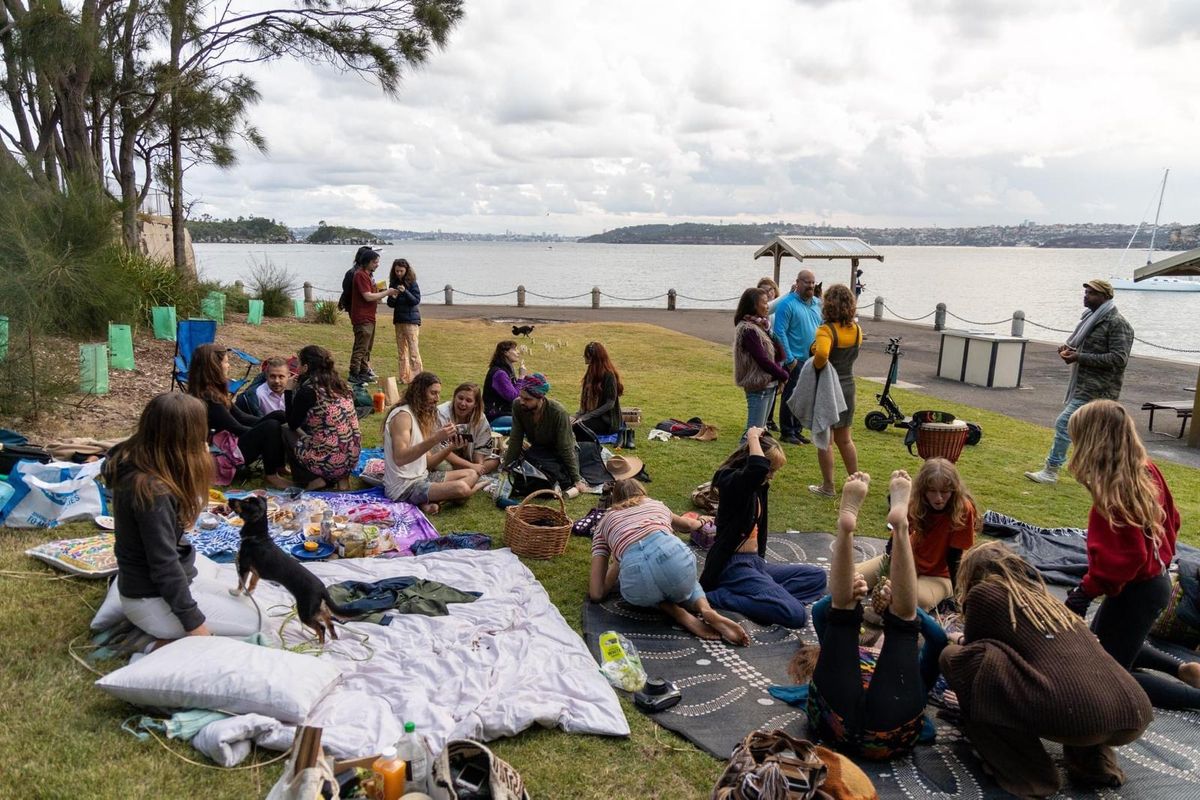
<box><xmin>605</xmin><ymin>455</ymin><xmax>644</xmax><ymax>481</ymax></box>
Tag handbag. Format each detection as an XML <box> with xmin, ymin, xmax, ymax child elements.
<box><xmin>713</xmin><ymin>729</ymin><xmax>829</xmax><ymax>800</ymax></box>
<box><xmin>210</xmin><ymin>430</ymin><xmax>245</xmax><ymax>486</ymax></box>
<box><xmin>428</xmin><ymin>738</ymin><xmax>529</xmax><ymax>800</ymax></box>
<box><xmin>691</xmin><ymin>481</ymin><xmax>720</xmax><ymax>515</ymax></box>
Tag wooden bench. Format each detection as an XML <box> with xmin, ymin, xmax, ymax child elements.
<box><xmin>1141</xmin><ymin>400</ymin><xmax>1194</xmax><ymax>438</ymax></box>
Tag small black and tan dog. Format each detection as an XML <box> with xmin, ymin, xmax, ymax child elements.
<box><xmin>511</xmin><ymin>324</ymin><xmax>535</xmax><ymax>337</ymax></box>
<box><xmin>229</xmin><ymin>496</ymin><xmax>349</xmax><ymax>644</ymax></box>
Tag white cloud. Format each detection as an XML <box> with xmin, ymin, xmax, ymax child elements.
<box><xmin>187</xmin><ymin>0</ymin><xmax>1200</xmax><ymax>233</ymax></box>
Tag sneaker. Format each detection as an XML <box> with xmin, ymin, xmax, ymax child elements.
<box><xmin>781</xmin><ymin>434</ymin><xmax>802</xmax><ymax>445</ymax></box>
<box><xmin>1024</xmin><ymin>465</ymin><xmax>1059</xmax><ymax>484</ymax></box>
<box><xmin>797</xmin><ymin>433</ymin><xmax>811</xmax><ymax>445</ymax></box>
<box><xmin>347</xmin><ymin>372</ymin><xmax>364</xmax><ymax>384</ymax></box>
<box><xmin>362</xmin><ymin>369</ymin><xmax>379</xmax><ymax>382</ymax></box>
<box><xmin>766</xmin><ymin>421</ymin><xmax>779</xmax><ymax>432</ymax></box>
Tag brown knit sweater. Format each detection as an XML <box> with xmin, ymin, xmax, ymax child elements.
<box><xmin>939</xmin><ymin>582</ymin><xmax>1152</xmax><ymax>739</ymax></box>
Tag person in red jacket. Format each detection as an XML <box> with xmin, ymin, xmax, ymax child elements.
<box><xmin>1065</xmin><ymin>399</ymin><xmax>1200</xmax><ymax>709</ymax></box>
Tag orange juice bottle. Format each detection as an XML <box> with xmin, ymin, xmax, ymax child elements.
<box><xmin>371</xmin><ymin>746</ymin><xmax>406</xmax><ymax>800</ymax></box>
<box><xmin>373</xmin><ymin>388</ymin><xmax>386</xmax><ymax>413</ymax></box>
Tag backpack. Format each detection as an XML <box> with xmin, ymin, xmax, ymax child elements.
<box><xmin>655</xmin><ymin>417</ymin><xmax>705</xmax><ymax>437</ymax></box>
<box><xmin>337</xmin><ymin>267</ymin><xmax>356</xmax><ymax>313</ymax></box>
<box><xmin>210</xmin><ymin>430</ymin><xmax>245</xmax><ymax>486</ymax></box>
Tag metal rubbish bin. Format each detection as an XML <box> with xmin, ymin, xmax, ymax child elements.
<box><xmin>937</xmin><ymin>330</ymin><xmax>1028</xmax><ymax>388</ymax></box>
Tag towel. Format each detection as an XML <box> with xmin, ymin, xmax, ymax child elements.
<box><xmin>787</xmin><ymin>359</ymin><xmax>847</xmax><ymax>450</ymax></box>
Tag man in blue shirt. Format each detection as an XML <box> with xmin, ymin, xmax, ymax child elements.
<box><xmin>773</xmin><ymin>269</ymin><xmax>822</xmax><ymax>444</ymax></box>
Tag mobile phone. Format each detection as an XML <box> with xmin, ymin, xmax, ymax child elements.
<box><xmin>454</xmin><ymin>761</ymin><xmax>488</xmax><ymax>793</ymax></box>
<box><xmin>456</xmin><ymin>423</ymin><xmax>471</xmax><ymax>437</ymax></box>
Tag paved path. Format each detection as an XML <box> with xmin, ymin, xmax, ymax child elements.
<box><xmin>423</xmin><ymin>304</ymin><xmax>1200</xmax><ymax>468</ymax></box>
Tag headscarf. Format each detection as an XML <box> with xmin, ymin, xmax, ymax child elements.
<box><xmin>516</xmin><ymin>373</ymin><xmax>551</xmax><ymax>396</ymax></box>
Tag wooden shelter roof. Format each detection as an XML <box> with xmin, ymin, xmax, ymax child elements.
<box><xmin>753</xmin><ymin>235</ymin><xmax>884</xmax><ymax>262</ymax></box>
<box><xmin>1134</xmin><ymin>247</ymin><xmax>1200</xmax><ymax>281</ymax></box>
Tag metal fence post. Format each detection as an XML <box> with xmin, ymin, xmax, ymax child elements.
<box><xmin>444</xmin><ymin>284</ymin><xmax>454</xmax><ymax>306</ymax></box>
<box><xmin>1011</xmin><ymin>310</ymin><xmax>1025</xmax><ymax>337</ymax></box>
<box><xmin>873</xmin><ymin>296</ymin><xmax>883</xmax><ymax>321</ymax></box>
<box><xmin>591</xmin><ymin>286</ymin><xmax>600</xmax><ymax>309</ymax></box>
<box><xmin>934</xmin><ymin>302</ymin><xmax>946</xmax><ymax>331</ymax></box>
<box><xmin>667</xmin><ymin>289</ymin><xmax>676</xmax><ymax>311</ymax></box>
<box><xmin>517</xmin><ymin>285</ymin><xmax>526</xmax><ymax>308</ymax></box>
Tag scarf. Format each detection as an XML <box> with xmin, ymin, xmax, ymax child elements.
<box><xmin>1063</xmin><ymin>299</ymin><xmax>1115</xmax><ymax>402</ymax></box>
<box><xmin>744</xmin><ymin>315</ymin><xmax>771</xmax><ymax>332</ymax></box>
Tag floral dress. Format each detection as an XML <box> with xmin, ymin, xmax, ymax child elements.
<box><xmin>294</xmin><ymin>389</ymin><xmax>362</xmax><ymax>482</ymax></box>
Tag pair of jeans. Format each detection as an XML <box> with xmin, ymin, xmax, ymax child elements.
<box><xmin>744</xmin><ymin>386</ymin><xmax>776</xmax><ymax>435</ymax></box>
<box><xmin>779</xmin><ymin>361</ymin><xmax>804</xmax><ymax>436</ymax></box>
<box><xmin>618</xmin><ymin>531</ymin><xmax>704</xmax><ymax>607</ymax></box>
<box><xmin>1092</xmin><ymin>574</ymin><xmax>1200</xmax><ymax>709</ymax></box>
<box><xmin>1046</xmin><ymin>396</ymin><xmax>1087</xmax><ymax>467</ymax></box>
<box><xmin>350</xmin><ymin>321</ymin><xmax>376</xmax><ymax>375</ymax></box>
<box><xmin>705</xmin><ymin>552</ymin><xmax>827</xmax><ymax>628</ymax></box>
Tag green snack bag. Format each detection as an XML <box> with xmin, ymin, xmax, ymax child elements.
<box><xmin>151</xmin><ymin>306</ymin><xmax>177</xmax><ymax>340</ymax></box>
<box><xmin>294</xmin><ymin>298</ymin><xmax>306</xmax><ymax>319</ymax></box>
<box><xmin>80</xmin><ymin>344</ymin><xmax>109</xmax><ymax>395</ymax></box>
<box><xmin>247</xmin><ymin>299</ymin><xmax>264</xmax><ymax>325</ymax></box>
<box><xmin>108</xmin><ymin>323</ymin><xmax>135</xmax><ymax>370</ymax></box>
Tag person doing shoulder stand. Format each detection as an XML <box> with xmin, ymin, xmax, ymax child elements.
<box><xmin>383</xmin><ymin>372</ymin><xmax>485</xmax><ymax>516</ymax></box>
<box><xmin>588</xmin><ymin>478</ymin><xmax>749</xmax><ymax>646</ymax></box>
<box><xmin>385</xmin><ymin>258</ymin><xmax>423</xmax><ymax>384</ymax></box>
<box><xmin>733</xmin><ymin>288</ymin><xmax>789</xmax><ymax>436</ymax></box>
<box><xmin>1062</xmin><ymin>399</ymin><xmax>1200</xmax><ymax>709</ymax></box>
<box><xmin>940</xmin><ymin>542</ymin><xmax>1153</xmax><ymax>796</ymax></box>
<box><xmin>699</xmin><ymin>427</ymin><xmax>827</xmax><ymax>627</ymax></box>
<box><xmin>105</xmin><ymin>394</ymin><xmax>261</xmax><ymax>643</ymax></box>
<box><xmin>856</xmin><ymin>457</ymin><xmax>978</xmax><ymax>611</ymax></box>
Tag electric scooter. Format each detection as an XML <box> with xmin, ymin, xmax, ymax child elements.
<box><xmin>863</xmin><ymin>336</ymin><xmax>982</xmax><ymax>446</ymax></box>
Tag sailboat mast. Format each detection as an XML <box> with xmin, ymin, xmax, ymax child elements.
<box><xmin>1147</xmin><ymin>168</ymin><xmax>1169</xmax><ymax>265</ymax></box>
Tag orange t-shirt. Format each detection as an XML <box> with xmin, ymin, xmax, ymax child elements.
<box><xmin>911</xmin><ymin>504</ymin><xmax>977</xmax><ymax>578</ymax></box>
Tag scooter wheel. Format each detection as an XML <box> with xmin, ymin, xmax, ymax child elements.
<box><xmin>864</xmin><ymin>411</ymin><xmax>890</xmax><ymax>432</ymax></box>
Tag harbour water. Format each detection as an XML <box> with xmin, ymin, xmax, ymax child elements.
<box><xmin>194</xmin><ymin>242</ymin><xmax>1200</xmax><ymax>364</ymax></box>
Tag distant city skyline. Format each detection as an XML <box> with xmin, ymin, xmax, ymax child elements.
<box><xmin>188</xmin><ymin>0</ymin><xmax>1200</xmax><ymax>235</ymax></box>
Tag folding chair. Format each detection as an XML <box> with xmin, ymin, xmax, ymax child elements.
<box><xmin>171</xmin><ymin>318</ymin><xmax>260</xmax><ymax>394</ymax></box>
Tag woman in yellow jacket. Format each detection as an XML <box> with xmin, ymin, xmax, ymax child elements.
<box><xmin>809</xmin><ymin>284</ymin><xmax>861</xmax><ymax>497</ymax></box>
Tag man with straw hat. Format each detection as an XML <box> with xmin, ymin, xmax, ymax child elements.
<box><xmin>1025</xmin><ymin>279</ymin><xmax>1133</xmax><ymax>484</ymax></box>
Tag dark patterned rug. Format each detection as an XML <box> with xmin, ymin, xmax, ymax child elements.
<box><xmin>582</xmin><ymin>531</ymin><xmax>1200</xmax><ymax>799</ymax></box>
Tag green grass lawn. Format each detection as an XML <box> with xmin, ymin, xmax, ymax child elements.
<box><xmin>2</xmin><ymin>316</ymin><xmax>1198</xmax><ymax>798</ymax></box>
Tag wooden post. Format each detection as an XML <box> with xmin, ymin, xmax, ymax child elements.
<box><xmin>303</xmin><ymin>282</ymin><xmax>314</xmax><ymax>303</ymax></box>
<box><xmin>849</xmin><ymin>257</ymin><xmax>859</xmax><ymax>291</ymax></box>
<box><xmin>667</xmin><ymin>289</ymin><xmax>676</xmax><ymax>311</ymax></box>
<box><xmin>873</xmin><ymin>296</ymin><xmax>884</xmax><ymax>321</ymax></box>
<box><xmin>591</xmin><ymin>286</ymin><xmax>601</xmax><ymax>309</ymax></box>
<box><xmin>1189</xmin><ymin>364</ymin><xmax>1200</xmax><ymax>448</ymax></box>
<box><xmin>934</xmin><ymin>302</ymin><xmax>947</xmax><ymax>331</ymax></box>
<box><xmin>517</xmin><ymin>285</ymin><xmax>526</xmax><ymax>308</ymax></box>
<box><xmin>1011</xmin><ymin>310</ymin><xmax>1025</xmax><ymax>337</ymax></box>
<box><xmin>444</xmin><ymin>284</ymin><xmax>454</xmax><ymax>306</ymax></box>
<box><xmin>773</xmin><ymin>251</ymin><xmax>782</xmax><ymax>286</ymax></box>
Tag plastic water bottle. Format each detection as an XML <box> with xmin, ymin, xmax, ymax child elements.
<box><xmin>395</xmin><ymin>721</ymin><xmax>429</xmax><ymax>793</ymax></box>
<box><xmin>320</xmin><ymin>509</ymin><xmax>334</xmax><ymax>543</ymax></box>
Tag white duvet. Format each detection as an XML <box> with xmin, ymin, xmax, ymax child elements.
<box><xmin>100</xmin><ymin>548</ymin><xmax>629</xmax><ymax>760</ymax></box>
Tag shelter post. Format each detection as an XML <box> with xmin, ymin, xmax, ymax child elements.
<box><xmin>1190</xmin><ymin>365</ymin><xmax>1200</xmax><ymax>448</ymax></box>
<box><xmin>773</xmin><ymin>251</ymin><xmax>782</xmax><ymax>286</ymax></box>
<box><xmin>850</xmin><ymin>257</ymin><xmax>859</xmax><ymax>290</ymax></box>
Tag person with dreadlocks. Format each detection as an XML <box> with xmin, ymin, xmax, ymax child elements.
<box><xmin>502</xmin><ymin>373</ymin><xmax>589</xmax><ymax>495</ymax></box>
<box><xmin>940</xmin><ymin>542</ymin><xmax>1153</xmax><ymax>796</ymax></box>
<box><xmin>1064</xmin><ymin>399</ymin><xmax>1200</xmax><ymax>709</ymax></box>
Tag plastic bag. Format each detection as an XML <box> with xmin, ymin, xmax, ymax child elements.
<box><xmin>1</xmin><ymin>458</ymin><xmax>107</xmax><ymax>528</ymax></box>
<box><xmin>598</xmin><ymin>631</ymin><xmax>646</xmax><ymax>691</ymax></box>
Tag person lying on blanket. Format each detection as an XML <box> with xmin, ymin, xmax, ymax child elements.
<box><xmin>587</xmin><ymin>478</ymin><xmax>749</xmax><ymax>646</ymax></box>
<box><xmin>698</xmin><ymin>427</ymin><xmax>827</xmax><ymax>628</ymax></box>
<box><xmin>798</xmin><ymin>470</ymin><xmax>947</xmax><ymax>761</ymax></box>
<box><xmin>104</xmin><ymin>393</ymin><xmax>260</xmax><ymax>644</ymax></box>
<box><xmin>939</xmin><ymin>541</ymin><xmax>1153</xmax><ymax>796</ymax></box>
<box><xmin>383</xmin><ymin>372</ymin><xmax>486</xmax><ymax>516</ymax></box>
<box><xmin>855</xmin><ymin>457</ymin><xmax>979</xmax><ymax>613</ymax></box>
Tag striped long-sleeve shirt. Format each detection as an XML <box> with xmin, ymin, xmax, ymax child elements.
<box><xmin>592</xmin><ymin>499</ymin><xmax>674</xmax><ymax>559</ymax></box>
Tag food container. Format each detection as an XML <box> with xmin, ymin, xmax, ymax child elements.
<box><xmin>339</xmin><ymin>524</ymin><xmax>367</xmax><ymax>559</ymax></box>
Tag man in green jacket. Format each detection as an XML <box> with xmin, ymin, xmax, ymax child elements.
<box><xmin>1025</xmin><ymin>279</ymin><xmax>1134</xmax><ymax>484</ymax></box>
<box><xmin>503</xmin><ymin>373</ymin><xmax>588</xmax><ymax>494</ymax></box>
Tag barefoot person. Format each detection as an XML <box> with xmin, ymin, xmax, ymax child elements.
<box><xmin>699</xmin><ymin>427</ymin><xmax>827</xmax><ymax>627</ymax></box>
<box><xmin>803</xmin><ymin>471</ymin><xmax>936</xmax><ymax>760</ymax></box>
<box><xmin>940</xmin><ymin>542</ymin><xmax>1153</xmax><ymax>796</ymax></box>
<box><xmin>588</xmin><ymin>478</ymin><xmax>750</xmax><ymax>646</ymax></box>
<box><xmin>382</xmin><ymin>372</ymin><xmax>485</xmax><ymax>515</ymax></box>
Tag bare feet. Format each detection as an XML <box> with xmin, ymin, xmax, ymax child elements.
<box><xmin>851</xmin><ymin>573</ymin><xmax>869</xmax><ymax>602</ymax></box>
<box><xmin>676</xmin><ymin>613</ymin><xmax>721</xmax><ymax>641</ymax></box>
<box><xmin>839</xmin><ymin>472</ymin><xmax>870</xmax><ymax>530</ymax></box>
<box><xmin>419</xmin><ymin>502</ymin><xmax>440</xmax><ymax>516</ymax></box>
<box><xmin>305</xmin><ymin>477</ymin><xmax>328</xmax><ymax>491</ymax></box>
<box><xmin>701</xmin><ymin>609</ymin><xmax>751</xmax><ymax>646</ymax></box>
<box><xmin>1179</xmin><ymin>661</ymin><xmax>1200</xmax><ymax>689</ymax></box>
<box><xmin>887</xmin><ymin>470</ymin><xmax>912</xmax><ymax>530</ymax></box>
<box><xmin>265</xmin><ymin>473</ymin><xmax>292</xmax><ymax>490</ymax></box>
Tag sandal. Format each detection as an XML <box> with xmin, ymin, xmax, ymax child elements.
<box><xmin>807</xmin><ymin>484</ymin><xmax>836</xmax><ymax>498</ymax></box>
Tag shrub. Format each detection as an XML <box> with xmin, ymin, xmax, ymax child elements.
<box><xmin>313</xmin><ymin>301</ymin><xmax>339</xmax><ymax>325</ymax></box>
<box><xmin>247</xmin><ymin>259</ymin><xmax>300</xmax><ymax>317</ymax></box>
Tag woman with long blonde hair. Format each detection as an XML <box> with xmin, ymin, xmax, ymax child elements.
<box><xmin>588</xmin><ymin>478</ymin><xmax>748</xmax><ymax>645</ymax></box>
<box><xmin>1065</xmin><ymin>399</ymin><xmax>1200</xmax><ymax>709</ymax></box>
<box><xmin>104</xmin><ymin>394</ymin><xmax>260</xmax><ymax>641</ymax></box>
<box><xmin>940</xmin><ymin>542</ymin><xmax>1153</xmax><ymax>795</ymax></box>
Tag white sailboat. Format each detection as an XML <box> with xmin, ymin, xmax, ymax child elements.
<box><xmin>1111</xmin><ymin>169</ymin><xmax>1200</xmax><ymax>292</ymax></box>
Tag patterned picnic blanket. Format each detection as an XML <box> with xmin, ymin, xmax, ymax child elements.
<box><xmin>185</xmin><ymin>487</ymin><xmax>438</xmax><ymax>562</ymax></box>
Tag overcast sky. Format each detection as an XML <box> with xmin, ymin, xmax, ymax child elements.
<box><xmin>188</xmin><ymin>0</ymin><xmax>1200</xmax><ymax>235</ymax></box>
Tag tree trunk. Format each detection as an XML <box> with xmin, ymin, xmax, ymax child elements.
<box><xmin>168</xmin><ymin>0</ymin><xmax>188</xmax><ymax>276</ymax></box>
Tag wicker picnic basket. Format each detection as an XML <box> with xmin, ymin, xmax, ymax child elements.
<box><xmin>621</xmin><ymin>407</ymin><xmax>643</xmax><ymax>425</ymax></box>
<box><xmin>505</xmin><ymin>489</ymin><xmax>572</xmax><ymax>559</ymax></box>
<box><xmin>916</xmin><ymin>420</ymin><xmax>969</xmax><ymax>463</ymax></box>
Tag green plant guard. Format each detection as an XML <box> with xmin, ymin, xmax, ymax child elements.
<box><xmin>294</xmin><ymin>298</ymin><xmax>306</xmax><ymax>319</ymax></box>
<box><xmin>247</xmin><ymin>299</ymin><xmax>264</xmax><ymax>325</ymax></box>
<box><xmin>151</xmin><ymin>306</ymin><xmax>177</xmax><ymax>340</ymax></box>
<box><xmin>80</xmin><ymin>344</ymin><xmax>109</xmax><ymax>395</ymax></box>
<box><xmin>108</xmin><ymin>323</ymin><xmax>135</xmax><ymax>370</ymax></box>
<box><xmin>202</xmin><ymin>292</ymin><xmax>226</xmax><ymax>324</ymax></box>
<box><xmin>0</xmin><ymin>315</ymin><xmax>8</xmax><ymax>361</ymax></box>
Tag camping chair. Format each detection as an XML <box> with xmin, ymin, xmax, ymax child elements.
<box><xmin>171</xmin><ymin>318</ymin><xmax>260</xmax><ymax>395</ymax></box>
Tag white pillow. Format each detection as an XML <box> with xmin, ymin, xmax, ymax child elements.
<box><xmin>96</xmin><ymin>637</ymin><xmax>342</xmax><ymax>723</ymax></box>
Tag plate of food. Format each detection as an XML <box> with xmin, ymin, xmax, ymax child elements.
<box><xmin>94</xmin><ymin>515</ymin><xmax>116</xmax><ymax>530</ymax></box>
<box><xmin>291</xmin><ymin>541</ymin><xmax>335</xmax><ymax>560</ymax></box>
